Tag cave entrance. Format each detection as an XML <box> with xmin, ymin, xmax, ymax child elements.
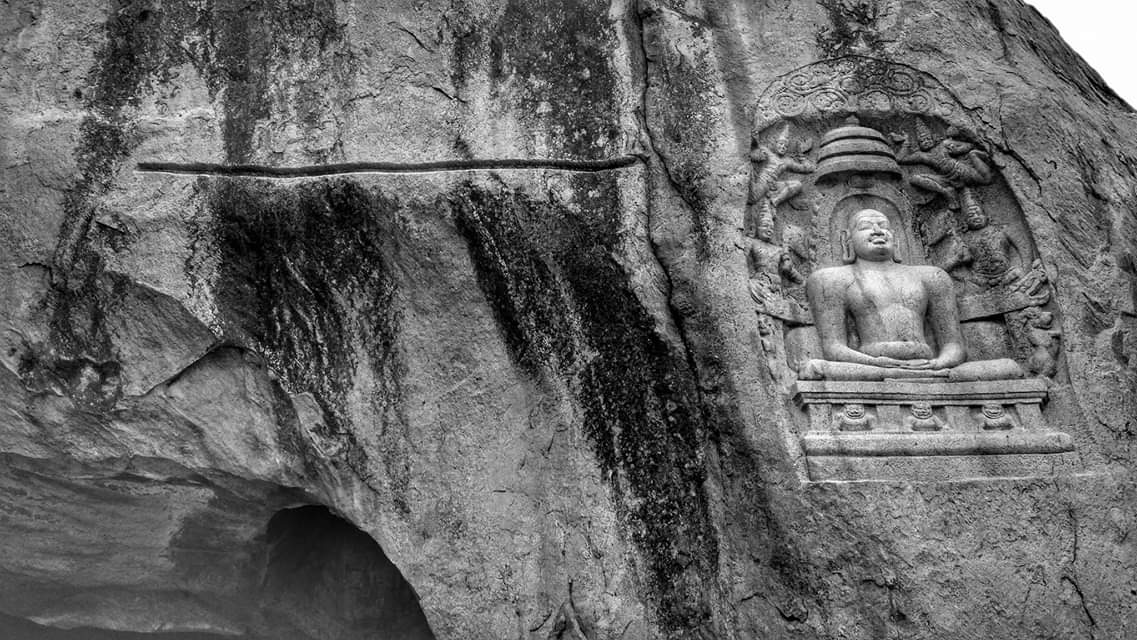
<box><xmin>4</xmin><ymin>505</ymin><xmax>436</xmax><ymax>640</ymax></box>
<box><xmin>256</xmin><ymin>505</ymin><xmax>437</xmax><ymax>640</ymax></box>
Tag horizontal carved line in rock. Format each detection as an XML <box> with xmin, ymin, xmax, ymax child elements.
<box><xmin>135</xmin><ymin>156</ymin><xmax>641</xmax><ymax>177</ymax></box>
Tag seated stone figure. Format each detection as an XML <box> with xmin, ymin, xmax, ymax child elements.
<box><xmin>798</xmin><ymin>209</ymin><xmax>1023</xmax><ymax>381</ymax></box>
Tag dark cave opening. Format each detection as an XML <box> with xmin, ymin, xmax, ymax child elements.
<box><xmin>256</xmin><ymin>505</ymin><xmax>437</xmax><ymax>640</ymax></box>
<box><xmin>3</xmin><ymin>504</ymin><xmax>436</xmax><ymax>640</ymax></box>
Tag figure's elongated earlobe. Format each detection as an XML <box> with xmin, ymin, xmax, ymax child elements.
<box><xmin>840</xmin><ymin>230</ymin><xmax>854</xmax><ymax>263</ymax></box>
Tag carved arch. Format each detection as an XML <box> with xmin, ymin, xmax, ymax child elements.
<box><xmin>753</xmin><ymin>56</ymin><xmax>975</xmax><ymax>134</ymax></box>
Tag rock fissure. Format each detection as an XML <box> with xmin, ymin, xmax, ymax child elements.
<box><xmin>632</xmin><ymin>2</ymin><xmax>717</xmax><ymax>244</ymax></box>
<box><xmin>450</xmin><ymin>179</ymin><xmax>722</xmax><ymax>637</ymax></box>
<box><xmin>627</xmin><ymin>7</ymin><xmax>710</xmax><ymax>397</ymax></box>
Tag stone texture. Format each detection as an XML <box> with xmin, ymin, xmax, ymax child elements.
<box><xmin>1</xmin><ymin>1</ymin><xmax>1135</xmax><ymax>639</ymax></box>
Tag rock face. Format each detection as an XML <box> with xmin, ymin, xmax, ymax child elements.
<box><xmin>1</xmin><ymin>1</ymin><xmax>1135</xmax><ymax>639</ymax></box>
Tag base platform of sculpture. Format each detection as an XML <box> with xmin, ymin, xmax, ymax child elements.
<box><xmin>793</xmin><ymin>378</ymin><xmax>1078</xmax><ymax>482</ymax></box>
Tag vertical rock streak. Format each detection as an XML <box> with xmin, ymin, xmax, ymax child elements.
<box><xmin>206</xmin><ymin>179</ymin><xmax>407</xmax><ymax>504</ymax></box>
<box><xmin>453</xmin><ymin>181</ymin><xmax>720</xmax><ymax>637</ymax></box>
<box><xmin>43</xmin><ymin>0</ymin><xmax>351</xmax><ymax>402</ymax></box>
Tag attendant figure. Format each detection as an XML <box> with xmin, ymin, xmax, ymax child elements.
<box><xmin>746</xmin><ymin>125</ymin><xmax>814</xmax><ymax>234</ymax></box>
<box><xmin>893</xmin><ymin>125</ymin><xmax>993</xmax><ymax>210</ymax></box>
<box><xmin>748</xmin><ymin>202</ymin><xmax>803</xmax><ymax>308</ymax></box>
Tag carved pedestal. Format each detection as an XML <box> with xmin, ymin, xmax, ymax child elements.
<box><xmin>793</xmin><ymin>379</ymin><xmax>1078</xmax><ymax>482</ymax></box>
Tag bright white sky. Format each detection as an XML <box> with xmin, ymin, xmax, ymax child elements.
<box><xmin>1028</xmin><ymin>1</ymin><xmax>1137</xmax><ymax>108</ymax></box>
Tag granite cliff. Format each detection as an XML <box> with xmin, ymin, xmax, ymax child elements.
<box><xmin>1</xmin><ymin>1</ymin><xmax>1135</xmax><ymax>639</ymax></box>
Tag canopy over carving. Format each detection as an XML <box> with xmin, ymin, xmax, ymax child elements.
<box><xmin>753</xmin><ymin>56</ymin><xmax>965</xmax><ymax>132</ymax></box>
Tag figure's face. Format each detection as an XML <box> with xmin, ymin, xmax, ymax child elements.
<box><xmin>845</xmin><ymin>404</ymin><xmax>865</xmax><ymax>419</ymax></box>
<box><xmin>917</xmin><ymin>129</ymin><xmax>935</xmax><ymax>151</ymax></box>
<box><xmin>981</xmin><ymin>403</ymin><xmax>1004</xmax><ymax>418</ymax></box>
<box><xmin>964</xmin><ymin>205</ymin><xmax>988</xmax><ymax>230</ymax></box>
<box><xmin>774</xmin><ymin>137</ymin><xmax>789</xmax><ymax>155</ymax></box>
<box><xmin>943</xmin><ymin>138</ymin><xmax>971</xmax><ymax>156</ymax></box>
<box><xmin>911</xmin><ymin>402</ymin><xmax>933</xmax><ymax>419</ymax></box>
<box><xmin>848</xmin><ymin>210</ymin><xmax>895</xmax><ymax>262</ymax></box>
<box><xmin>756</xmin><ymin>220</ymin><xmax>774</xmax><ymax>241</ymax></box>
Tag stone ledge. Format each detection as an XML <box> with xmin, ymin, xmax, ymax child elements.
<box><xmin>802</xmin><ymin>430</ymin><xmax>1074</xmax><ymax>457</ymax></box>
<box><xmin>806</xmin><ymin>452</ymin><xmax>1082</xmax><ymax>483</ymax></box>
<box><xmin>793</xmin><ymin>378</ymin><xmax>1048</xmax><ymax>405</ymax></box>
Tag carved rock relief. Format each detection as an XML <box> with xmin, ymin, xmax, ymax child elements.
<box><xmin>745</xmin><ymin>57</ymin><xmax>1061</xmax><ymax>383</ymax></box>
<box><xmin>744</xmin><ymin>57</ymin><xmax>1073</xmax><ymax>481</ymax></box>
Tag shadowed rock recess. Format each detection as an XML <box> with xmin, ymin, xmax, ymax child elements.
<box><xmin>1</xmin><ymin>1</ymin><xmax>1135</xmax><ymax>639</ymax></box>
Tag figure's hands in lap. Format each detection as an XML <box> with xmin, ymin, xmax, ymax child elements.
<box><xmin>925</xmin><ymin>357</ymin><xmax>953</xmax><ymax>370</ymax></box>
<box><xmin>873</xmin><ymin>357</ymin><xmax>931</xmax><ymax>369</ymax></box>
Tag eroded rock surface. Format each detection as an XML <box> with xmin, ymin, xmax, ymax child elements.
<box><xmin>1</xmin><ymin>1</ymin><xmax>1135</xmax><ymax>639</ymax></box>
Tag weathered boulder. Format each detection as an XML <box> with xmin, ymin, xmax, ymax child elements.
<box><xmin>1</xmin><ymin>1</ymin><xmax>1134</xmax><ymax>639</ymax></box>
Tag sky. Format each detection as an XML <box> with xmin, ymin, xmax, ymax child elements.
<box><xmin>1028</xmin><ymin>1</ymin><xmax>1137</xmax><ymax>108</ymax></box>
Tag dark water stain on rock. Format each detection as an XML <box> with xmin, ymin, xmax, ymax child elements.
<box><xmin>451</xmin><ymin>188</ymin><xmax>579</xmax><ymax>376</ymax></box>
<box><xmin>57</xmin><ymin>0</ymin><xmax>213</xmax><ymax>281</ymax></box>
<box><xmin>203</xmin><ymin>0</ymin><xmax>347</xmax><ymax>163</ymax></box>
<box><xmin>49</xmin><ymin>0</ymin><xmax>174</xmax><ymax>371</ymax></box>
<box><xmin>816</xmin><ymin>0</ymin><xmax>890</xmax><ymax>58</ymax></box>
<box><xmin>448</xmin><ymin>4</ymin><xmax>482</xmax><ymax>98</ymax></box>
<box><xmin>57</xmin><ymin>0</ymin><xmax>349</xmax><ymax>252</ymax></box>
<box><xmin>45</xmin><ymin>0</ymin><xmax>351</xmax><ymax>404</ymax></box>
<box><xmin>450</xmin><ymin>0</ymin><xmax>621</xmax><ymax>159</ymax></box>
<box><xmin>205</xmin><ymin>178</ymin><xmax>408</xmax><ymax>510</ymax></box>
<box><xmin>493</xmin><ymin>0</ymin><xmax>622</xmax><ymax>158</ymax></box>
<box><xmin>452</xmin><ymin>176</ymin><xmax>720</xmax><ymax>638</ymax></box>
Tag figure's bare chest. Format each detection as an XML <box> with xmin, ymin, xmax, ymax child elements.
<box><xmin>757</xmin><ymin>155</ymin><xmax>789</xmax><ymax>177</ymax></box>
<box><xmin>750</xmin><ymin>242</ymin><xmax>785</xmax><ymax>271</ymax></box>
<box><xmin>846</xmin><ymin>272</ymin><xmax>926</xmax><ymax>310</ymax></box>
<box><xmin>965</xmin><ymin>229</ymin><xmax>1011</xmax><ymax>269</ymax></box>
